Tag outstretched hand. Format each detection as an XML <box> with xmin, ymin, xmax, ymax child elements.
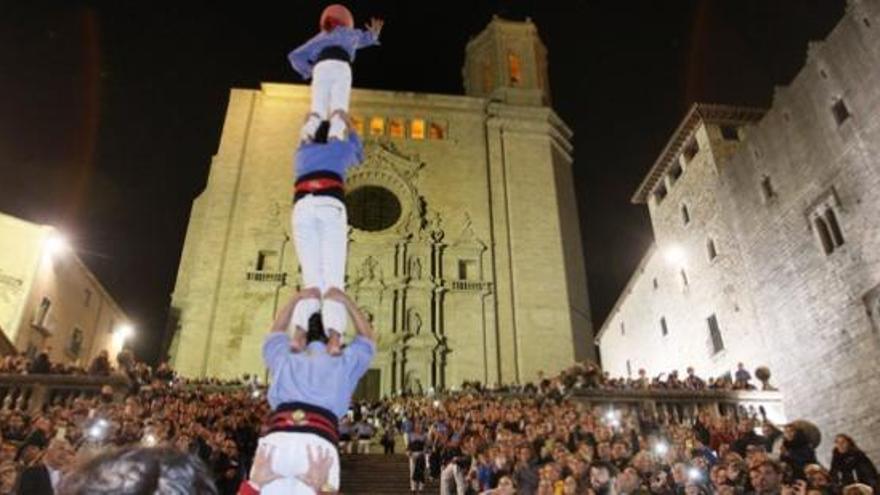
<box><xmin>366</xmin><ymin>17</ymin><xmax>384</xmax><ymax>37</ymax></box>
<box><xmin>249</xmin><ymin>445</ymin><xmax>283</xmax><ymax>488</ymax></box>
<box><xmin>297</xmin><ymin>444</ymin><xmax>336</xmax><ymax>491</ymax></box>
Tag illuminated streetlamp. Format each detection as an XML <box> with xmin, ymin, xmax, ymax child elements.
<box><xmin>43</xmin><ymin>233</ymin><xmax>69</xmax><ymax>260</ymax></box>
<box><xmin>112</xmin><ymin>323</ymin><xmax>135</xmax><ymax>349</ymax></box>
<box><xmin>663</xmin><ymin>244</ymin><xmax>686</xmax><ymax>267</ymax></box>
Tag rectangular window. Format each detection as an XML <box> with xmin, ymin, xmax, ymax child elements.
<box><xmin>256</xmin><ymin>250</ymin><xmax>277</xmax><ymax>272</ymax></box>
<box><xmin>707</xmin><ymin>238</ymin><xmax>718</xmax><ymax>261</ymax></box>
<box><xmin>660</xmin><ymin>317</ymin><xmax>668</xmax><ymax>337</ymax></box>
<box><xmin>668</xmin><ymin>162</ymin><xmax>683</xmax><ymax>184</ymax></box>
<box><xmin>35</xmin><ymin>297</ymin><xmax>52</xmax><ymax>328</ymax></box>
<box><xmin>653</xmin><ymin>278</ymin><xmax>659</xmax><ymax>290</ymax></box>
<box><xmin>654</xmin><ymin>183</ymin><xmax>668</xmax><ymax>204</ymax></box>
<box><xmin>369</xmin><ymin>117</ymin><xmax>385</xmax><ymax>136</ymax></box>
<box><xmin>681</xmin><ymin>204</ymin><xmax>691</xmax><ymax>225</ymax></box>
<box><xmin>760</xmin><ymin>176</ymin><xmax>776</xmax><ymax>203</ymax></box>
<box><xmin>458</xmin><ymin>259</ymin><xmax>477</xmax><ymax>280</ymax></box>
<box><xmin>410</xmin><ymin>119</ymin><xmax>426</xmax><ymax>140</ymax></box>
<box><xmin>720</xmin><ymin>125</ymin><xmax>740</xmax><ymax>141</ymax></box>
<box><xmin>682</xmin><ymin>138</ymin><xmax>699</xmax><ymax>162</ymax></box>
<box><xmin>388</xmin><ymin>118</ymin><xmax>405</xmax><ymax>138</ymax></box>
<box><xmin>832</xmin><ymin>99</ymin><xmax>851</xmax><ymax>125</ymax></box>
<box><xmin>507</xmin><ymin>52</ymin><xmax>522</xmax><ymax>85</ymax></box>
<box><xmin>620</xmin><ymin>322</ymin><xmax>626</xmax><ymax>337</ymax></box>
<box><xmin>708</xmin><ymin>314</ymin><xmax>725</xmax><ymax>354</ymax></box>
<box><xmin>68</xmin><ymin>327</ymin><xmax>84</xmax><ymax>357</ymax></box>
<box><xmin>428</xmin><ymin>122</ymin><xmax>445</xmax><ymax>140</ymax></box>
<box><xmin>626</xmin><ymin>359</ymin><xmax>632</xmax><ymax>377</ymax></box>
<box><xmin>810</xmin><ymin>194</ymin><xmax>845</xmax><ymax>255</ymax></box>
<box><xmin>351</xmin><ymin>116</ymin><xmax>365</xmax><ymax>136</ymax></box>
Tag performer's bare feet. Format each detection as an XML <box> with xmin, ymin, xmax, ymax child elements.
<box><xmin>291</xmin><ymin>327</ymin><xmax>307</xmax><ymax>352</ymax></box>
<box><xmin>327</xmin><ymin>330</ymin><xmax>343</xmax><ymax>356</ymax></box>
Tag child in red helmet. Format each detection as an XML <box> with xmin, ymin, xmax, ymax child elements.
<box><xmin>289</xmin><ymin>5</ymin><xmax>384</xmax><ymax>143</ymax></box>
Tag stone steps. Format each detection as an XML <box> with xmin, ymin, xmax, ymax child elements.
<box><xmin>340</xmin><ymin>453</ymin><xmax>437</xmax><ymax>494</ymax></box>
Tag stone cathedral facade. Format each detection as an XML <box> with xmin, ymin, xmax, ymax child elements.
<box><xmin>167</xmin><ymin>18</ymin><xmax>595</xmax><ymax>397</ymax></box>
<box><xmin>599</xmin><ymin>0</ymin><xmax>880</xmax><ymax>459</ymax></box>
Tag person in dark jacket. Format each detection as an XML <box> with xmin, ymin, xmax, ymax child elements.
<box><xmin>780</xmin><ymin>425</ymin><xmax>818</xmax><ymax>481</ymax></box>
<box><xmin>15</xmin><ymin>438</ymin><xmax>73</xmax><ymax>495</ymax></box>
<box><xmin>830</xmin><ymin>434</ymin><xmax>879</xmax><ymax>492</ymax></box>
<box><xmin>87</xmin><ymin>350</ymin><xmax>111</xmax><ymax>376</ymax></box>
<box><xmin>28</xmin><ymin>349</ymin><xmax>52</xmax><ymax>374</ymax></box>
<box><xmin>732</xmin><ymin>419</ymin><xmax>765</xmax><ymax>457</ymax></box>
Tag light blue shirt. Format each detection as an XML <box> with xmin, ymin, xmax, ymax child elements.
<box><xmin>263</xmin><ymin>333</ymin><xmax>375</xmax><ymax>418</ymax></box>
<box><xmin>295</xmin><ymin>132</ymin><xmax>363</xmax><ymax>181</ymax></box>
<box><xmin>288</xmin><ymin>27</ymin><xmax>379</xmax><ymax>80</ymax></box>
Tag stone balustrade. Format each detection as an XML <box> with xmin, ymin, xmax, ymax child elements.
<box><xmin>569</xmin><ymin>387</ymin><xmax>786</xmax><ymax>425</ymax></box>
<box><xmin>0</xmin><ymin>373</ymin><xmax>130</xmax><ymax>414</ymax></box>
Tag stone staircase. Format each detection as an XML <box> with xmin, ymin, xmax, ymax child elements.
<box><xmin>340</xmin><ymin>453</ymin><xmax>436</xmax><ymax>494</ymax></box>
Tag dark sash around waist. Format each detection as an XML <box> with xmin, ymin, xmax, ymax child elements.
<box><xmin>315</xmin><ymin>45</ymin><xmax>351</xmax><ymax>64</ymax></box>
<box><xmin>264</xmin><ymin>401</ymin><xmax>339</xmax><ymax>446</ymax></box>
<box><xmin>294</xmin><ymin>171</ymin><xmax>345</xmax><ymax>203</ymax></box>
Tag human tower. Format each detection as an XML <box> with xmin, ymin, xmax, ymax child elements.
<box><xmin>238</xmin><ymin>5</ymin><xmax>383</xmax><ymax>494</ymax></box>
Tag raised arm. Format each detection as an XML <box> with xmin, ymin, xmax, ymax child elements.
<box><xmin>324</xmin><ymin>288</ymin><xmax>374</xmax><ymax>342</ymax></box>
<box><xmin>288</xmin><ymin>34</ymin><xmax>322</xmax><ymax>80</ymax></box>
<box><xmin>270</xmin><ymin>288</ymin><xmax>321</xmax><ymax>333</ymax></box>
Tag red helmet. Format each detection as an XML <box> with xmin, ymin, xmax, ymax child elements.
<box><xmin>320</xmin><ymin>4</ymin><xmax>354</xmax><ymax>32</ymax></box>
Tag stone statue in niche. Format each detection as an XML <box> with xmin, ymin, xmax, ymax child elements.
<box><xmin>407</xmin><ymin>309</ymin><xmax>422</xmax><ymax>335</ymax></box>
<box><xmin>357</xmin><ymin>256</ymin><xmax>382</xmax><ymax>284</ymax></box>
<box><xmin>410</xmin><ymin>257</ymin><xmax>422</xmax><ymax>280</ymax></box>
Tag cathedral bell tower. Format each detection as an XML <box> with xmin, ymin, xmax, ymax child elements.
<box><xmin>463</xmin><ymin>16</ymin><xmax>551</xmax><ymax>106</ymax></box>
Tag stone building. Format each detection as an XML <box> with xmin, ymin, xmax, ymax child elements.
<box><xmin>168</xmin><ymin>17</ymin><xmax>595</xmax><ymax>397</ymax></box>
<box><xmin>0</xmin><ymin>211</ymin><xmax>132</xmax><ymax>366</ymax></box>
<box><xmin>599</xmin><ymin>0</ymin><xmax>880</xmax><ymax>458</ymax></box>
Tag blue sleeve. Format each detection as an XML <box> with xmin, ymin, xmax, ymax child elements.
<box><xmin>354</xmin><ymin>28</ymin><xmax>379</xmax><ymax>49</ymax></box>
<box><xmin>262</xmin><ymin>333</ymin><xmax>289</xmax><ymax>371</ymax></box>
<box><xmin>288</xmin><ymin>35</ymin><xmax>321</xmax><ymax>80</ymax></box>
<box><xmin>343</xmin><ymin>336</ymin><xmax>375</xmax><ymax>384</ymax></box>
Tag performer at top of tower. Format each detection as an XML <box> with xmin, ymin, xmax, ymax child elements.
<box><xmin>288</xmin><ymin>4</ymin><xmax>384</xmax><ymax>143</ymax></box>
<box><xmin>290</xmin><ymin>120</ymin><xmax>363</xmax><ymax>355</ymax></box>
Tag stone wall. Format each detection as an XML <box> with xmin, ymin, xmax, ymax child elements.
<box><xmin>600</xmin><ymin>0</ymin><xmax>880</xmax><ymax>460</ymax></box>
<box><xmin>599</xmin><ymin>116</ymin><xmax>765</xmax><ymax>382</ymax></box>
<box><xmin>717</xmin><ymin>0</ymin><xmax>880</xmax><ymax>460</ymax></box>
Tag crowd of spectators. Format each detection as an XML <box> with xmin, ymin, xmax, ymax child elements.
<box><xmin>0</xmin><ymin>377</ymin><xmax>267</xmax><ymax>494</ymax></box>
<box><xmin>0</xmin><ymin>348</ymin><xmax>255</xmax><ymax>389</ymax></box>
<box><xmin>460</xmin><ymin>362</ymin><xmax>772</xmax><ymax>399</ymax></box>
<box><xmin>365</xmin><ymin>389</ymin><xmax>877</xmax><ymax>495</ymax></box>
<box><xmin>0</xmin><ymin>354</ymin><xmax>875</xmax><ymax>495</ymax></box>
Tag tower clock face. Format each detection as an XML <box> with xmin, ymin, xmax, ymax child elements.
<box><xmin>345</xmin><ymin>185</ymin><xmax>402</xmax><ymax>232</ymax></box>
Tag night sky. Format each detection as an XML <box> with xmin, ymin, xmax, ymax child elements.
<box><xmin>0</xmin><ymin>1</ymin><xmax>843</xmax><ymax>363</ymax></box>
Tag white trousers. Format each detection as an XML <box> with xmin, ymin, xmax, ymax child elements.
<box><xmin>256</xmin><ymin>432</ymin><xmax>340</xmax><ymax>495</ymax></box>
<box><xmin>291</xmin><ymin>195</ymin><xmax>348</xmax><ymax>335</ymax></box>
<box><xmin>440</xmin><ymin>463</ymin><xmax>466</xmax><ymax>495</ymax></box>
<box><xmin>303</xmin><ymin>60</ymin><xmax>352</xmax><ymax>141</ymax></box>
